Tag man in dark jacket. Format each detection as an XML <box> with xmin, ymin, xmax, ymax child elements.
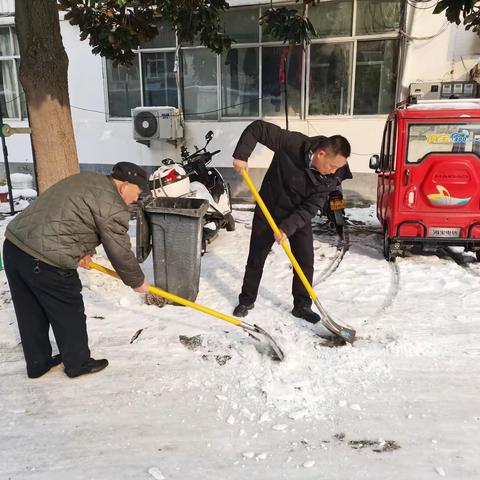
<box><xmin>232</xmin><ymin>120</ymin><xmax>351</xmax><ymax>323</ymax></box>
<box><xmin>3</xmin><ymin>162</ymin><xmax>150</xmax><ymax>379</ymax></box>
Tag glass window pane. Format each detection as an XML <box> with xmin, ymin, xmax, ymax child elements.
<box><xmin>388</xmin><ymin>119</ymin><xmax>396</xmax><ymax>170</ymax></box>
<box><xmin>309</xmin><ymin>42</ymin><xmax>352</xmax><ymax>115</ymax></box>
<box><xmin>260</xmin><ymin>5</ymin><xmax>302</xmax><ymax>42</ymax></box>
<box><xmin>407</xmin><ymin>123</ymin><xmax>480</xmax><ymax>164</ymax></box>
<box><xmin>354</xmin><ymin>39</ymin><xmax>399</xmax><ymax>115</ymax></box>
<box><xmin>142</xmin><ymin>52</ymin><xmax>178</xmax><ymax>108</ymax></box>
<box><xmin>308</xmin><ymin>0</ymin><xmax>353</xmax><ymax>38</ymax></box>
<box><xmin>182</xmin><ymin>49</ymin><xmax>218</xmax><ymax>120</ymax></box>
<box><xmin>12</xmin><ymin>27</ymin><xmax>19</xmax><ymax>55</ymax></box>
<box><xmin>356</xmin><ymin>0</ymin><xmax>402</xmax><ymax>35</ymax></box>
<box><xmin>0</xmin><ymin>59</ymin><xmax>20</xmax><ymax>118</ymax></box>
<box><xmin>260</xmin><ymin>7</ymin><xmax>275</xmax><ymax>43</ymax></box>
<box><xmin>106</xmin><ymin>56</ymin><xmax>141</xmax><ymax>117</ymax></box>
<box><xmin>181</xmin><ymin>37</ymin><xmax>202</xmax><ymax>47</ymax></box>
<box><xmin>262</xmin><ymin>46</ymin><xmax>302</xmax><ymax>117</ymax></box>
<box><xmin>141</xmin><ymin>21</ymin><xmax>176</xmax><ymax>48</ymax></box>
<box><xmin>221</xmin><ymin>47</ymin><xmax>259</xmax><ymax>117</ymax></box>
<box><xmin>222</xmin><ymin>8</ymin><xmax>259</xmax><ymax>43</ymax></box>
<box><xmin>15</xmin><ymin>60</ymin><xmax>27</xmax><ymax>118</ymax></box>
<box><xmin>0</xmin><ymin>27</ymin><xmax>13</xmax><ymax>57</ymax></box>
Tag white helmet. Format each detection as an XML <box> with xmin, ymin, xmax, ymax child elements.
<box><xmin>149</xmin><ymin>159</ymin><xmax>190</xmax><ymax>198</ymax></box>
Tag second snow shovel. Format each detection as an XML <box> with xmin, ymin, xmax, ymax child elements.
<box><xmin>88</xmin><ymin>261</ymin><xmax>284</xmax><ymax>361</ymax></box>
<box><xmin>241</xmin><ymin>170</ymin><xmax>356</xmax><ymax>344</ymax></box>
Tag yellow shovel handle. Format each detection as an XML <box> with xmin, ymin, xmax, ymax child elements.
<box><xmin>241</xmin><ymin>169</ymin><xmax>318</xmax><ymax>302</ymax></box>
<box><xmin>88</xmin><ymin>261</ymin><xmax>242</xmax><ymax>327</ymax></box>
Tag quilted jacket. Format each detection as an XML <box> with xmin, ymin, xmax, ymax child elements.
<box><xmin>5</xmin><ymin>172</ymin><xmax>144</xmax><ymax>288</ymax></box>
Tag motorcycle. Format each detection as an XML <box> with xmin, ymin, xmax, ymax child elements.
<box><xmin>313</xmin><ymin>167</ymin><xmax>353</xmax><ymax>241</ymax></box>
<box><xmin>148</xmin><ymin>131</ymin><xmax>235</xmax><ymax>251</ymax></box>
<box><xmin>322</xmin><ymin>189</ymin><xmax>346</xmax><ymax>239</ymax></box>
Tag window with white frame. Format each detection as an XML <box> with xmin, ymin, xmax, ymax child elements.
<box><xmin>182</xmin><ymin>48</ymin><xmax>218</xmax><ymax>120</ymax></box>
<box><xmin>308</xmin><ymin>0</ymin><xmax>402</xmax><ymax>116</ymax></box>
<box><xmin>0</xmin><ymin>25</ymin><xmax>27</xmax><ymax>119</ymax></box>
<box><xmin>105</xmin><ymin>21</ymin><xmax>178</xmax><ymax>118</ymax></box>
<box><xmin>105</xmin><ymin>54</ymin><xmax>141</xmax><ymax>117</ymax></box>
<box><xmin>219</xmin><ymin>6</ymin><xmax>304</xmax><ymax>119</ymax></box>
<box><xmin>105</xmin><ymin>0</ymin><xmax>402</xmax><ymax>119</ymax></box>
<box><xmin>142</xmin><ymin>22</ymin><xmax>178</xmax><ymax>111</ymax></box>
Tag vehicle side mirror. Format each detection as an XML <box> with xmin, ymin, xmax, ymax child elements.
<box><xmin>205</xmin><ymin>131</ymin><xmax>214</xmax><ymax>141</ymax></box>
<box><xmin>369</xmin><ymin>154</ymin><xmax>380</xmax><ymax>171</ymax></box>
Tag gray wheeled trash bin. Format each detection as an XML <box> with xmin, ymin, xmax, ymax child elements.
<box><xmin>136</xmin><ymin>197</ymin><xmax>209</xmax><ymax>302</ymax></box>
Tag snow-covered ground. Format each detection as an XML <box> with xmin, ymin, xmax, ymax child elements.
<box><xmin>1</xmin><ymin>205</ymin><xmax>479</xmax><ymax>479</ymax></box>
<box><xmin>0</xmin><ymin>198</ymin><xmax>31</xmax><ymax>214</ymax></box>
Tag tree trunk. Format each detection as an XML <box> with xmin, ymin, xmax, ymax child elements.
<box><xmin>15</xmin><ymin>0</ymin><xmax>79</xmax><ymax>193</ymax></box>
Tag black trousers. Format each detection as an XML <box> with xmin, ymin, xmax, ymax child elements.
<box><xmin>3</xmin><ymin>239</ymin><xmax>90</xmax><ymax>377</ymax></box>
<box><xmin>239</xmin><ymin>211</ymin><xmax>314</xmax><ymax>309</ymax></box>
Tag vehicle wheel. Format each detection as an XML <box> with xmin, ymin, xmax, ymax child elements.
<box><xmin>476</xmin><ymin>251</ymin><xmax>480</xmax><ymax>262</ymax></box>
<box><xmin>225</xmin><ymin>213</ymin><xmax>236</xmax><ymax>232</ymax></box>
<box><xmin>383</xmin><ymin>227</ymin><xmax>394</xmax><ymax>262</ymax></box>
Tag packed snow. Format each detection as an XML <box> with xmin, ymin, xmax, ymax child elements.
<box><xmin>0</xmin><ymin>204</ymin><xmax>479</xmax><ymax>479</ymax></box>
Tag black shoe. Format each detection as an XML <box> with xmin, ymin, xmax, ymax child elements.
<box><xmin>233</xmin><ymin>303</ymin><xmax>254</xmax><ymax>318</ymax></box>
<box><xmin>27</xmin><ymin>354</ymin><xmax>63</xmax><ymax>379</ymax></box>
<box><xmin>291</xmin><ymin>306</ymin><xmax>320</xmax><ymax>324</ymax></box>
<box><xmin>65</xmin><ymin>358</ymin><xmax>109</xmax><ymax>378</ymax></box>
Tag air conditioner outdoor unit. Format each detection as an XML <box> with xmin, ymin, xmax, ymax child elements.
<box><xmin>132</xmin><ymin>106</ymin><xmax>183</xmax><ymax>141</ymax></box>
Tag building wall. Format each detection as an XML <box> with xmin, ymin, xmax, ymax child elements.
<box><xmin>401</xmin><ymin>5</ymin><xmax>480</xmax><ymax>92</ymax></box>
<box><xmin>2</xmin><ymin>2</ymin><xmax>480</xmax><ymax>204</ymax></box>
<box><xmin>0</xmin><ymin>0</ymin><xmax>14</xmax><ymax>14</ymax></box>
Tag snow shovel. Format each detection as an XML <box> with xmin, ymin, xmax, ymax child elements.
<box><xmin>88</xmin><ymin>261</ymin><xmax>284</xmax><ymax>361</ymax></box>
<box><xmin>240</xmin><ymin>170</ymin><xmax>356</xmax><ymax>344</ymax></box>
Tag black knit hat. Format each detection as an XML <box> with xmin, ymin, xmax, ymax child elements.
<box><xmin>111</xmin><ymin>162</ymin><xmax>149</xmax><ymax>193</ymax></box>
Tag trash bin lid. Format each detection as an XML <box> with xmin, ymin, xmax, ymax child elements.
<box><xmin>145</xmin><ymin>197</ymin><xmax>209</xmax><ymax>218</ymax></box>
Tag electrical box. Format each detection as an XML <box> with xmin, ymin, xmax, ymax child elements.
<box><xmin>409</xmin><ymin>81</ymin><xmax>478</xmax><ymax>101</ymax></box>
<box><xmin>441</xmin><ymin>81</ymin><xmax>478</xmax><ymax>99</ymax></box>
<box><xmin>409</xmin><ymin>82</ymin><xmax>442</xmax><ymax>100</ymax></box>
<box><xmin>132</xmin><ymin>106</ymin><xmax>183</xmax><ymax>142</ymax></box>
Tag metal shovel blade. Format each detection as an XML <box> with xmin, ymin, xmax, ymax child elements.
<box><xmin>313</xmin><ymin>298</ymin><xmax>356</xmax><ymax>344</ymax></box>
<box><xmin>240</xmin><ymin>322</ymin><xmax>285</xmax><ymax>361</ymax></box>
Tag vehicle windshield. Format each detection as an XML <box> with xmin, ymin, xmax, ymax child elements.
<box><xmin>407</xmin><ymin>122</ymin><xmax>480</xmax><ymax>163</ymax></box>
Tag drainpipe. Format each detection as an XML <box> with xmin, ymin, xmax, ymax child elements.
<box><xmin>396</xmin><ymin>2</ymin><xmax>414</xmax><ymax>103</ymax></box>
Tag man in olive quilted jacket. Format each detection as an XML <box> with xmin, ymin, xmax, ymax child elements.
<box><xmin>3</xmin><ymin>162</ymin><xmax>150</xmax><ymax>379</ymax></box>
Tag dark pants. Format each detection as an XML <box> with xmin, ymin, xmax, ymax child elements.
<box><xmin>239</xmin><ymin>211</ymin><xmax>314</xmax><ymax>309</ymax></box>
<box><xmin>3</xmin><ymin>239</ymin><xmax>90</xmax><ymax>377</ymax></box>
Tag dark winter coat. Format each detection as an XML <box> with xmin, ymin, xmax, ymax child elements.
<box><xmin>233</xmin><ymin>120</ymin><xmax>352</xmax><ymax>237</ymax></box>
<box><xmin>5</xmin><ymin>172</ymin><xmax>144</xmax><ymax>288</ymax></box>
